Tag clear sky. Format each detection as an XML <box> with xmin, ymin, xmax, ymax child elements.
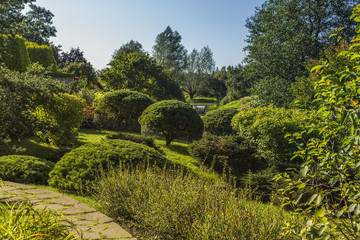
<box><xmin>35</xmin><ymin>0</ymin><xmax>266</xmax><ymax>70</ymax></box>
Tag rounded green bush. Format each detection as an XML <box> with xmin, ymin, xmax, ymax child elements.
<box><xmin>48</xmin><ymin>139</ymin><xmax>171</xmax><ymax>192</ymax></box>
<box><xmin>95</xmin><ymin>90</ymin><xmax>154</xmax><ymax>131</ymax></box>
<box><xmin>139</xmin><ymin>100</ymin><xmax>204</xmax><ymax>145</ymax></box>
<box><xmin>0</xmin><ymin>155</ymin><xmax>54</xmax><ymax>184</ymax></box>
<box><xmin>203</xmin><ymin>108</ymin><xmax>238</xmax><ymax>135</ymax></box>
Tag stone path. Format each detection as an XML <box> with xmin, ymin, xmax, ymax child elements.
<box><xmin>0</xmin><ymin>181</ymin><xmax>136</xmax><ymax>240</ymax></box>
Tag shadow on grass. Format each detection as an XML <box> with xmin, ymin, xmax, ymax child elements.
<box><xmin>162</xmin><ymin>144</ymin><xmax>190</xmax><ymax>156</ymax></box>
<box><xmin>20</xmin><ymin>139</ymin><xmax>59</xmax><ymax>159</ymax></box>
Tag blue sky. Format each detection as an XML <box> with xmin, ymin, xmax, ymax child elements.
<box><xmin>35</xmin><ymin>0</ymin><xmax>266</xmax><ymax>70</ymax></box>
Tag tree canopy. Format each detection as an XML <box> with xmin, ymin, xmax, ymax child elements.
<box><xmin>100</xmin><ymin>52</ymin><xmax>183</xmax><ymax>101</ymax></box>
<box><xmin>112</xmin><ymin>40</ymin><xmax>145</xmax><ymax>58</ymax></box>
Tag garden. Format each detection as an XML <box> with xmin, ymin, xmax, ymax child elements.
<box><xmin>1</xmin><ymin>1</ymin><xmax>360</xmax><ymax>239</ymax></box>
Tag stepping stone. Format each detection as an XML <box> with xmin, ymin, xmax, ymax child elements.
<box><xmin>76</xmin><ymin>211</ymin><xmax>114</xmax><ymax>223</ymax></box>
<box><xmin>99</xmin><ymin>222</ymin><xmax>134</xmax><ymax>238</ymax></box>
<box><xmin>47</xmin><ymin>196</ymin><xmax>79</xmax><ymax>205</ymax></box>
<box><xmin>62</xmin><ymin>203</ymin><xmax>96</xmax><ymax>215</ymax></box>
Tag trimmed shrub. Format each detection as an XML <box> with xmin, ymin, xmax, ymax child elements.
<box><xmin>203</xmin><ymin>108</ymin><xmax>238</xmax><ymax>135</ymax></box>
<box><xmin>139</xmin><ymin>100</ymin><xmax>204</xmax><ymax>145</ymax></box>
<box><xmin>0</xmin><ymin>155</ymin><xmax>54</xmax><ymax>184</ymax></box>
<box><xmin>48</xmin><ymin>139</ymin><xmax>171</xmax><ymax>192</ymax></box>
<box><xmin>189</xmin><ymin>135</ymin><xmax>265</xmax><ymax>177</ymax></box>
<box><xmin>232</xmin><ymin>106</ymin><xmax>317</xmax><ymax>166</ymax></box>
<box><xmin>25</xmin><ymin>41</ymin><xmax>57</xmax><ymax>71</ymax></box>
<box><xmin>95</xmin><ymin>90</ymin><xmax>154</xmax><ymax>132</ymax></box>
<box><xmin>0</xmin><ymin>34</ymin><xmax>30</xmax><ymax>72</ymax></box>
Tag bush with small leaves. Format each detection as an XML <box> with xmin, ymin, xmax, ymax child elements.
<box><xmin>95</xmin><ymin>90</ymin><xmax>154</xmax><ymax>132</ymax></box>
<box><xmin>0</xmin><ymin>155</ymin><xmax>54</xmax><ymax>184</ymax></box>
<box><xmin>139</xmin><ymin>100</ymin><xmax>204</xmax><ymax>145</ymax></box>
<box><xmin>203</xmin><ymin>108</ymin><xmax>238</xmax><ymax>135</ymax></box>
<box><xmin>48</xmin><ymin>139</ymin><xmax>172</xmax><ymax>193</ymax></box>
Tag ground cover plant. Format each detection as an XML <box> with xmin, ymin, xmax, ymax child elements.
<box><xmin>92</xmin><ymin>164</ymin><xmax>291</xmax><ymax>240</ymax></box>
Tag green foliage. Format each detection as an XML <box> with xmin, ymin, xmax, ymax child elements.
<box><xmin>92</xmin><ymin>165</ymin><xmax>289</xmax><ymax>240</ymax></box>
<box><xmin>112</xmin><ymin>40</ymin><xmax>144</xmax><ymax>57</ymax></box>
<box><xmin>203</xmin><ymin>108</ymin><xmax>238</xmax><ymax>135</ymax></box>
<box><xmin>189</xmin><ymin>135</ymin><xmax>265</xmax><ymax>177</ymax></box>
<box><xmin>95</xmin><ymin>90</ymin><xmax>154</xmax><ymax>132</ymax></box>
<box><xmin>64</xmin><ymin>62</ymin><xmax>100</xmax><ymax>91</ymax></box>
<box><xmin>31</xmin><ymin>93</ymin><xmax>85</xmax><ymax>146</ymax></box>
<box><xmin>245</xmin><ymin>0</ymin><xmax>357</xmax><ymax>107</ymax></box>
<box><xmin>101</xmin><ymin>52</ymin><xmax>183</xmax><ymax>100</ymax></box>
<box><xmin>139</xmin><ymin>100</ymin><xmax>204</xmax><ymax>145</ymax></box>
<box><xmin>0</xmin><ymin>66</ymin><xmax>67</xmax><ymax>149</ymax></box>
<box><xmin>278</xmin><ymin>5</ymin><xmax>360</xmax><ymax>239</ymax></box>
<box><xmin>48</xmin><ymin>139</ymin><xmax>171</xmax><ymax>192</ymax></box>
<box><xmin>0</xmin><ymin>1</ymin><xmax>56</xmax><ymax>44</ymax></box>
<box><xmin>0</xmin><ymin>202</ymin><xmax>78</xmax><ymax>239</ymax></box>
<box><xmin>0</xmin><ymin>155</ymin><xmax>54</xmax><ymax>184</ymax></box>
<box><xmin>232</xmin><ymin>106</ymin><xmax>317</xmax><ymax>166</ymax></box>
<box><xmin>0</xmin><ymin>34</ymin><xmax>30</xmax><ymax>72</ymax></box>
<box><xmin>25</xmin><ymin>41</ymin><xmax>57</xmax><ymax>71</ymax></box>
<box><xmin>186</xmin><ymin>97</ymin><xmax>218</xmax><ymax>103</ymax></box>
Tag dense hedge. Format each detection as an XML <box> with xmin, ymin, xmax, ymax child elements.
<box><xmin>107</xmin><ymin>132</ymin><xmax>160</xmax><ymax>151</ymax></box>
<box><xmin>48</xmin><ymin>139</ymin><xmax>171</xmax><ymax>192</ymax></box>
<box><xmin>139</xmin><ymin>100</ymin><xmax>204</xmax><ymax>145</ymax></box>
<box><xmin>189</xmin><ymin>135</ymin><xmax>265</xmax><ymax>177</ymax></box>
<box><xmin>95</xmin><ymin>90</ymin><xmax>154</xmax><ymax>131</ymax></box>
<box><xmin>203</xmin><ymin>108</ymin><xmax>238</xmax><ymax>135</ymax></box>
<box><xmin>0</xmin><ymin>34</ymin><xmax>30</xmax><ymax>72</ymax></box>
<box><xmin>0</xmin><ymin>155</ymin><xmax>54</xmax><ymax>184</ymax></box>
<box><xmin>25</xmin><ymin>41</ymin><xmax>57</xmax><ymax>71</ymax></box>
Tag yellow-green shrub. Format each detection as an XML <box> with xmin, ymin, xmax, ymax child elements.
<box><xmin>0</xmin><ymin>34</ymin><xmax>30</xmax><ymax>72</ymax></box>
<box><xmin>25</xmin><ymin>41</ymin><xmax>57</xmax><ymax>71</ymax></box>
<box><xmin>32</xmin><ymin>93</ymin><xmax>85</xmax><ymax>146</ymax></box>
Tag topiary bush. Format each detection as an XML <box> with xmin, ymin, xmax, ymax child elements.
<box><xmin>139</xmin><ymin>100</ymin><xmax>204</xmax><ymax>145</ymax></box>
<box><xmin>0</xmin><ymin>155</ymin><xmax>54</xmax><ymax>184</ymax></box>
<box><xmin>107</xmin><ymin>132</ymin><xmax>160</xmax><ymax>152</ymax></box>
<box><xmin>189</xmin><ymin>135</ymin><xmax>266</xmax><ymax>177</ymax></box>
<box><xmin>203</xmin><ymin>108</ymin><xmax>238</xmax><ymax>136</ymax></box>
<box><xmin>48</xmin><ymin>139</ymin><xmax>172</xmax><ymax>193</ymax></box>
<box><xmin>0</xmin><ymin>34</ymin><xmax>30</xmax><ymax>72</ymax></box>
<box><xmin>95</xmin><ymin>90</ymin><xmax>154</xmax><ymax>132</ymax></box>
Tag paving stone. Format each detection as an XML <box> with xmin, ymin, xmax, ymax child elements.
<box><xmin>62</xmin><ymin>203</ymin><xmax>96</xmax><ymax>215</ymax></box>
<box><xmin>100</xmin><ymin>222</ymin><xmax>134</xmax><ymax>238</ymax></box>
<box><xmin>76</xmin><ymin>211</ymin><xmax>114</xmax><ymax>223</ymax></box>
<box><xmin>79</xmin><ymin>231</ymin><xmax>102</xmax><ymax>239</ymax></box>
<box><xmin>34</xmin><ymin>203</ymin><xmax>66</xmax><ymax>211</ymax></box>
<box><xmin>73</xmin><ymin>220</ymin><xmax>97</xmax><ymax>226</ymax></box>
<box><xmin>4</xmin><ymin>196</ymin><xmax>28</xmax><ymax>202</ymax></box>
<box><xmin>0</xmin><ymin>186</ymin><xmax>18</xmax><ymax>191</ymax></box>
<box><xmin>47</xmin><ymin>196</ymin><xmax>79</xmax><ymax>205</ymax></box>
<box><xmin>4</xmin><ymin>182</ymin><xmax>36</xmax><ymax>189</ymax></box>
<box><xmin>34</xmin><ymin>192</ymin><xmax>62</xmax><ymax>199</ymax></box>
<box><xmin>23</xmin><ymin>188</ymin><xmax>54</xmax><ymax>194</ymax></box>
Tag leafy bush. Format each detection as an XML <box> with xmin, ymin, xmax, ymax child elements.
<box><xmin>92</xmin><ymin>165</ymin><xmax>290</xmax><ymax>240</ymax></box>
<box><xmin>25</xmin><ymin>41</ymin><xmax>57</xmax><ymax>71</ymax></box>
<box><xmin>139</xmin><ymin>100</ymin><xmax>204</xmax><ymax>145</ymax></box>
<box><xmin>203</xmin><ymin>108</ymin><xmax>238</xmax><ymax>135</ymax></box>
<box><xmin>232</xmin><ymin>106</ymin><xmax>317</xmax><ymax>166</ymax></box>
<box><xmin>0</xmin><ymin>34</ymin><xmax>30</xmax><ymax>72</ymax></box>
<box><xmin>0</xmin><ymin>202</ymin><xmax>78</xmax><ymax>239</ymax></box>
<box><xmin>48</xmin><ymin>139</ymin><xmax>171</xmax><ymax>192</ymax></box>
<box><xmin>0</xmin><ymin>155</ymin><xmax>54</xmax><ymax>184</ymax></box>
<box><xmin>107</xmin><ymin>132</ymin><xmax>160</xmax><ymax>151</ymax></box>
<box><xmin>237</xmin><ymin>95</ymin><xmax>258</xmax><ymax>112</ymax></box>
<box><xmin>32</xmin><ymin>93</ymin><xmax>85</xmax><ymax>146</ymax></box>
<box><xmin>189</xmin><ymin>135</ymin><xmax>265</xmax><ymax>177</ymax></box>
<box><xmin>95</xmin><ymin>90</ymin><xmax>154</xmax><ymax>132</ymax></box>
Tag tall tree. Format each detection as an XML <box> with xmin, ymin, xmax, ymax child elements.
<box><xmin>0</xmin><ymin>0</ymin><xmax>56</xmax><ymax>44</ymax></box>
<box><xmin>152</xmin><ymin>26</ymin><xmax>187</xmax><ymax>81</ymax></box>
<box><xmin>182</xmin><ymin>46</ymin><xmax>215</xmax><ymax>99</ymax></box>
<box><xmin>245</xmin><ymin>0</ymin><xmax>357</xmax><ymax>106</ymax></box>
<box><xmin>112</xmin><ymin>40</ymin><xmax>144</xmax><ymax>59</ymax></box>
<box><xmin>59</xmin><ymin>47</ymin><xmax>88</xmax><ymax>69</ymax></box>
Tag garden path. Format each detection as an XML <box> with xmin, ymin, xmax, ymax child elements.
<box><xmin>0</xmin><ymin>181</ymin><xmax>136</xmax><ymax>240</ymax></box>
